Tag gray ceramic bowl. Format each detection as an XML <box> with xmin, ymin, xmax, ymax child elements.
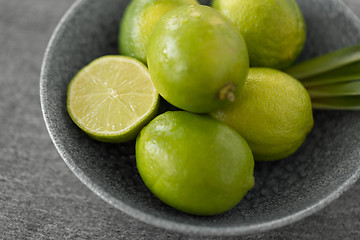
<box><xmin>40</xmin><ymin>0</ymin><xmax>360</xmax><ymax>236</ymax></box>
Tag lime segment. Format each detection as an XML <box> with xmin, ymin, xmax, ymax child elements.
<box><xmin>67</xmin><ymin>56</ymin><xmax>159</xmax><ymax>142</ymax></box>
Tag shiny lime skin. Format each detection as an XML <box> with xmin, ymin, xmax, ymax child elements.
<box><xmin>119</xmin><ymin>0</ymin><xmax>198</xmax><ymax>64</ymax></box>
<box><xmin>146</xmin><ymin>5</ymin><xmax>249</xmax><ymax>113</ymax></box>
<box><xmin>136</xmin><ymin>111</ymin><xmax>254</xmax><ymax>216</ymax></box>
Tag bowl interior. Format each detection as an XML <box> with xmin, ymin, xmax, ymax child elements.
<box><xmin>41</xmin><ymin>0</ymin><xmax>360</xmax><ymax>235</ymax></box>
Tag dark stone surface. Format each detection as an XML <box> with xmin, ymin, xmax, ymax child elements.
<box><xmin>1</xmin><ymin>0</ymin><xmax>360</xmax><ymax>239</ymax></box>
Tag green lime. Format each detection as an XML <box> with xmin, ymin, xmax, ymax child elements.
<box><xmin>211</xmin><ymin>68</ymin><xmax>313</xmax><ymax>161</ymax></box>
<box><xmin>146</xmin><ymin>4</ymin><xmax>249</xmax><ymax>113</ymax></box>
<box><xmin>67</xmin><ymin>56</ymin><xmax>159</xmax><ymax>143</ymax></box>
<box><xmin>212</xmin><ymin>0</ymin><xmax>306</xmax><ymax>69</ymax></box>
<box><xmin>119</xmin><ymin>0</ymin><xmax>198</xmax><ymax>64</ymax></box>
<box><xmin>136</xmin><ymin>111</ymin><xmax>254</xmax><ymax>216</ymax></box>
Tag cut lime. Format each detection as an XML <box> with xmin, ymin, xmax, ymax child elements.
<box><xmin>67</xmin><ymin>56</ymin><xmax>159</xmax><ymax>143</ymax></box>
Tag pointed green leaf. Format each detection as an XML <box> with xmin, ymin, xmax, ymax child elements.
<box><xmin>302</xmin><ymin>60</ymin><xmax>360</xmax><ymax>87</ymax></box>
<box><xmin>285</xmin><ymin>44</ymin><xmax>360</xmax><ymax>79</ymax></box>
<box><xmin>312</xmin><ymin>96</ymin><xmax>360</xmax><ymax>110</ymax></box>
<box><xmin>307</xmin><ymin>80</ymin><xmax>360</xmax><ymax>98</ymax></box>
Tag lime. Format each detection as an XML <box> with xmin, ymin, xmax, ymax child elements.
<box><xmin>212</xmin><ymin>0</ymin><xmax>306</xmax><ymax>69</ymax></box>
<box><xmin>119</xmin><ymin>0</ymin><xmax>198</xmax><ymax>64</ymax></box>
<box><xmin>211</xmin><ymin>68</ymin><xmax>313</xmax><ymax>161</ymax></box>
<box><xmin>146</xmin><ymin>4</ymin><xmax>249</xmax><ymax>113</ymax></box>
<box><xmin>136</xmin><ymin>111</ymin><xmax>254</xmax><ymax>216</ymax></box>
<box><xmin>67</xmin><ymin>56</ymin><xmax>159</xmax><ymax>143</ymax></box>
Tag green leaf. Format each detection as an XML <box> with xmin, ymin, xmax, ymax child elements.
<box><xmin>285</xmin><ymin>44</ymin><xmax>360</xmax><ymax>79</ymax></box>
<box><xmin>301</xmin><ymin>60</ymin><xmax>360</xmax><ymax>87</ymax></box>
<box><xmin>312</xmin><ymin>96</ymin><xmax>360</xmax><ymax>110</ymax></box>
<box><xmin>307</xmin><ymin>80</ymin><xmax>360</xmax><ymax>98</ymax></box>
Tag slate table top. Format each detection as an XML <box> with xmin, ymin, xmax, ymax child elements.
<box><xmin>1</xmin><ymin>0</ymin><xmax>360</xmax><ymax>239</ymax></box>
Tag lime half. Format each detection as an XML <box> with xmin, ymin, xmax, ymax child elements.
<box><xmin>67</xmin><ymin>56</ymin><xmax>159</xmax><ymax>143</ymax></box>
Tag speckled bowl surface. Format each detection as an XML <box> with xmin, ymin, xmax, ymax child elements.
<box><xmin>40</xmin><ymin>0</ymin><xmax>360</xmax><ymax>236</ymax></box>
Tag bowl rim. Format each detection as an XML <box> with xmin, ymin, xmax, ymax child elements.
<box><xmin>40</xmin><ymin>0</ymin><xmax>360</xmax><ymax>236</ymax></box>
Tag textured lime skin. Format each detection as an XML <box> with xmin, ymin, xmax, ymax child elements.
<box><xmin>212</xmin><ymin>0</ymin><xmax>305</xmax><ymax>69</ymax></box>
<box><xmin>146</xmin><ymin>5</ymin><xmax>249</xmax><ymax>113</ymax></box>
<box><xmin>119</xmin><ymin>0</ymin><xmax>198</xmax><ymax>64</ymax></box>
<box><xmin>211</xmin><ymin>68</ymin><xmax>314</xmax><ymax>161</ymax></box>
<box><xmin>136</xmin><ymin>111</ymin><xmax>254</xmax><ymax>216</ymax></box>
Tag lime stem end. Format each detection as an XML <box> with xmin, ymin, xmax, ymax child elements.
<box><xmin>219</xmin><ymin>83</ymin><xmax>236</xmax><ymax>102</ymax></box>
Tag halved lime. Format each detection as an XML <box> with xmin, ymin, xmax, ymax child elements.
<box><xmin>67</xmin><ymin>56</ymin><xmax>159</xmax><ymax>143</ymax></box>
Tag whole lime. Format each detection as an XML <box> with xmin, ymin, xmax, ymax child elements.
<box><xmin>212</xmin><ymin>0</ymin><xmax>306</xmax><ymax>69</ymax></box>
<box><xmin>136</xmin><ymin>111</ymin><xmax>254</xmax><ymax>216</ymax></box>
<box><xmin>119</xmin><ymin>0</ymin><xmax>198</xmax><ymax>64</ymax></box>
<box><xmin>211</xmin><ymin>68</ymin><xmax>313</xmax><ymax>161</ymax></box>
<box><xmin>146</xmin><ymin>4</ymin><xmax>249</xmax><ymax>113</ymax></box>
